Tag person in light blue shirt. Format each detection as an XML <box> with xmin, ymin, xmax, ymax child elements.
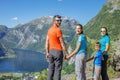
<box><xmin>66</xmin><ymin>24</ymin><xmax>87</xmax><ymax>80</ymax></box>
<box><xmin>99</xmin><ymin>27</ymin><xmax>110</xmax><ymax>80</ymax></box>
<box><xmin>76</xmin><ymin>33</ymin><xmax>87</xmax><ymax>54</ymax></box>
<box><xmin>99</xmin><ymin>34</ymin><xmax>110</xmax><ymax>55</ymax></box>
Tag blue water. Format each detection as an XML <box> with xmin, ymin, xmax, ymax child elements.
<box><xmin>0</xmin><ymin>49</ymin><xmax>48</xmax><ymax>72</ymax></box>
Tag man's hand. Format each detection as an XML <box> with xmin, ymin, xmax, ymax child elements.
<box><xmin>65</xmin><ymin>55</ymin><xmax>71</xmax><ymax>60</ymax></box>
<box><xmin>46</xmin><ymin>53</ymin><xmax>49</xmax><ymax>60</ymax></box>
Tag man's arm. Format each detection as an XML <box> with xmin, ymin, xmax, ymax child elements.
<box><xmin>45</xmin><ymin>35</ymin><xmax>49</xmax><ymax>60</ymax></box>
<box><xmin>59</xmin><ymin>37</ymin><xmax>69</xmax><ymax>56</ymax></box>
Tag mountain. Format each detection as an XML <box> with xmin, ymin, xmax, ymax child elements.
<box><xmin>0</xmin><ymin>25</ymin><xmax>8</xmax><ymax>32</ymax></box>
<box><xmin>0</xmin><ymin>16</ymin><xmax>79</xmax><ymax>53</ymax></box>
<box><xmin>0</xmin><ymin>25</ymin><xmax>8</xmax><ymax>39</ymax></box>
<box><xmin>0</xmin><ymin>43</ymin><xmax>16</xmax><ymax>58</ymax></box>
<box><xmin>83</xmin><ymin>0</ymin><xmax>120</xmax><ymax>71</ymax></box>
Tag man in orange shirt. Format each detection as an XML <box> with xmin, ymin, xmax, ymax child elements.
<box><xmin>45</xmin><ymin>15</ymin><xmax>69</xmax><ymax>80</ymax></box>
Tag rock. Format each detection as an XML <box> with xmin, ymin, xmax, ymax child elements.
<box><xmin>112</xmin><ymin>40</ymin><xmax>120</xmax><ymax>71</ymax></box>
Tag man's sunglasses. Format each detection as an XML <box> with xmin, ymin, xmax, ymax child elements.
<box><xmin>56</xmin><ymin>20</ymin><xmax>62</xmax><ymax>23</ymax></box>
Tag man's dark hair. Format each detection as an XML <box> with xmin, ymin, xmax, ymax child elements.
<box><xmin>53</xmin><ymin>15</ymin><xmax>61</xmax><ymax>20</ymax></box>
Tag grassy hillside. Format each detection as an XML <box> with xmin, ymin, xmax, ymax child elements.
<box><xmin>84</xmin><ymin>1</ymin><xmax>120</xmax><ymax>41</ymax></box>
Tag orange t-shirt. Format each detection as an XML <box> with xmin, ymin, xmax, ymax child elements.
<box><xmin>47</xmin><ymin>25</ymin><xmax>62</xmax><ymax>51</ymax></box>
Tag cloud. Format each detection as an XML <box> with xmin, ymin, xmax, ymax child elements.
<box><xmin>11</xmin><ymin>17</ymin><xmax>18</xmax><ymax>21</ymax></box>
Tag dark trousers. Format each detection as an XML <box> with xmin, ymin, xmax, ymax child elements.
<box><xmin>47</xmin><ymin>50</ymin><xmax>63</xmax><ymax>80</ymax></box>
<box><xmin>101</xmin><ymin>55</ymin><xmax>109</xmax><ymax>80</ymax></box>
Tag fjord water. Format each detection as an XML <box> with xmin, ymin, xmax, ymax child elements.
<box><xmin>0</xmin><ymin>49</ymin><xmax>48</xmax><ymax>72</ymax></box>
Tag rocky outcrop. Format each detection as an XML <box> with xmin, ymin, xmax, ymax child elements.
<box><xmin>108</xmin><ymin>0</ymin><xmax>120</xmax><ymax>13</ymax></box>
<box><xmin>112</xmin><ymin>40</ymin><xmax>120</xmax><ymax>71</ymax></box>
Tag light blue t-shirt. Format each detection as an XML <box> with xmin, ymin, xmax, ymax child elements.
<box><xmin>94</xmin><ymin>50</ymin><xmax>103</xmax><ymax>66</ymax></box>
<box><xmin>76</xmin><ymin>34</ymin><xmax>87</xmax><ymax>54</ymax></box>
<box><xmin>99</xmin><ymin>35</ymin><xmax>110</xmax><ymax>55</ymax></box>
